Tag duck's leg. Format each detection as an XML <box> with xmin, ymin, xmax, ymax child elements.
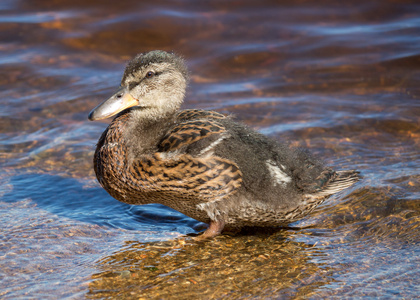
<box><xmin>200</xmin><ymin>217</ymin><xmax>225</xmax><ymax>239</ymax></box>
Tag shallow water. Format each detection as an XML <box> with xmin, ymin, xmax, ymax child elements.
<box><xmin>1</xmin><ymin>0</ymin><xmax>419</xmax><ymax>298</ymax></box>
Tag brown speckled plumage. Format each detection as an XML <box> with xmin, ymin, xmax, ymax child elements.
<box><xmin>89</xmin><ymin>50</ymin><xmax>361</xmax><ymax>238</ymax></box>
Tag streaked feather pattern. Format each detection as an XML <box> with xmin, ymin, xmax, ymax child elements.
<box><xmin>310</xmin><ymin>170</ymin><xmax>361</xmax><ymax>197</ymax></box>
<box><xmin>159</xmin><ymin>119</ymin><xmax>225</xmax><ymax>152</ymax></box>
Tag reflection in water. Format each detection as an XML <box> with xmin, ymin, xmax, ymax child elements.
<box><xmin>1</xmin><ymin>0</ymin><xmax>420</xmax><ymax>298</ymax></box>
<box><xmin>87</xmin><ymin>233</ymin><xmax>331</xmax><ymax>299</ymax></box>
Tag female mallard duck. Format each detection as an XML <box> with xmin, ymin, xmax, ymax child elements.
<box><xmin>88</xmin><ymin>50</ymin><xmax>360</xmax><ymax>238</ymax></box>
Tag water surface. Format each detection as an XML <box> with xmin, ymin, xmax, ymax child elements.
<box><xmin>0</xmin><ymin>0</ymin><xmax>419</xmax><ymax>298</ymax></box>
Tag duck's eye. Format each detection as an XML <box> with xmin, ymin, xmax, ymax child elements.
<box><xmin>145</xmin><ymin>71</ymin><xmax>155</xmax><ymax>78</ymax></box>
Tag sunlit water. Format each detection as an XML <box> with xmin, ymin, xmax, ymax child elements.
<box><xmin>1</xmin><ymin>0</ymin><xmax>419</xmax><ymax>298</ymax></box>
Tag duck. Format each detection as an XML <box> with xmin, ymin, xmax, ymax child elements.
<box><xmin>88</xmin><ymin>50</ymin><xmax>361</xmax><ymax>238</ymax></box>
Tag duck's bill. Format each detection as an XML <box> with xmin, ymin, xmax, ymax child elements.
<box><xmin>88</xmin><ymin>87</ymin><xmax>139</xmax><ymax>121</ymax></box>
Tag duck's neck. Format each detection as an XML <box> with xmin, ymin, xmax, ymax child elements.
<box><xmin>114</xmin><ymin>108</ymin><xmax>177</xmax><ymax>160</ymax></box>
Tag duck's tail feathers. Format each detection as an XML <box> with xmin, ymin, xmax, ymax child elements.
<box><xmin>312</xmin><ymin>170</ymin><xmax>361</xmax><ymax>197</ymax></box>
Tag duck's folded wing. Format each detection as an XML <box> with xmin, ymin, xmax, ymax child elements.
<box><xmin>158</xmin><ymin>118</ymin><xmax>227</xmax><ymax>156</ymax></box>
<box><xmin>127</xmin><ymin>117</ymin><xmax>242</xmax><ymax>202</ymax></box>
<box><xmin>129</xmin><ymin>153</ymin><xmax>242</xmax><ymax>202</ymax></box>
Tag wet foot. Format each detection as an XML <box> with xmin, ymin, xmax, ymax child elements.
<box><xmin>196</xmin><ymin>218</ymin><xmax>225</xmax><ymax>239</ymax></box>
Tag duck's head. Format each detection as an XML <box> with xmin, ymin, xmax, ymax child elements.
<box><xmin>88</xmin><ymin>50</ymin><xmax>188</xmax><ymax>121</ymax></box>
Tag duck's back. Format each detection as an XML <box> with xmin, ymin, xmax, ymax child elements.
<box><xmin>173</xmin><ymin>111</ymin><xmax>322</xmax><ymax>201</ymax></box>
<box><xmin>166</xmin><ymin>110</ymin><xmax>359</xmax><ymax>227</ymax></box>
